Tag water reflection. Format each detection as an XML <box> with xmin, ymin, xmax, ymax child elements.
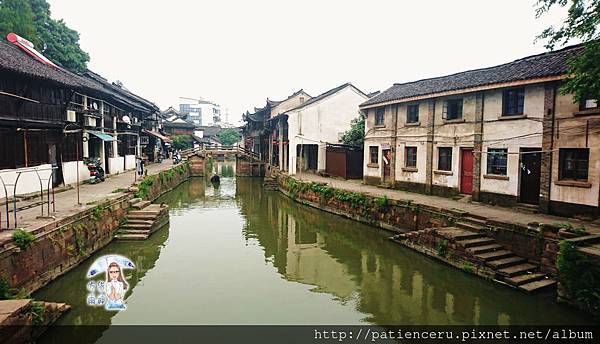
<box><xmin>237</xmin><ymin>178</ymin><xmax>591</xmax><ymax>325</ymax></box>
<box><xmin>34</xmin><ymin>165</ymin><xmax>591</xmax><ymax>343</ymax></box>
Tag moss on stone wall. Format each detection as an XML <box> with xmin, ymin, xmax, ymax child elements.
<box><xmin>557</xmin><ymin>241</ymin><xmax>600</xmax><ymax>315</ymax></box>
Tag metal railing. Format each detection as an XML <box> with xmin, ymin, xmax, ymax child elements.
<box><xmin>0</xmin><ymin>166</ymin><xmax>58</xmax><ymax>229</ymax></box>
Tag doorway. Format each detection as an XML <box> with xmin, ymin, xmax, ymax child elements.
<box><xmin>519</xmin><ymin>148</ymin><xmax>541</xmax><ymax>204</ymax></box>
<box><xmin>460</xmin><ymin>148</ymin><xmax>474</xmax><ymax>194</ymax></box>
<box><xmin>296</xmin><ymin>144</ymin><xmax>318</xmax><ymax>172</ymax></box>
<box><xmin>382</xmin><ymin>148</ymin><xmax>392</xmax><ymax>184</ymax></box>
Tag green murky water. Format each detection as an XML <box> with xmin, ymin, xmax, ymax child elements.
<box><xmin>34</xmin><ymin>162</ymin><xmax>591</xmax><ymax>342</ymax></box>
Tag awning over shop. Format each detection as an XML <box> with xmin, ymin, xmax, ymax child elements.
<box><xmin>144</xmin><ymin>130</ymin><xmax>172</xmax><ymax>143</ymax></box>
<box><xmin>89</xmin><ymin>131</ymin><xmax>117</xmax><ymax>142</ymax></box>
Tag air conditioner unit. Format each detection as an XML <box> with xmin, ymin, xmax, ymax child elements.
<box><xmin>85</xmin><ymin>117</ymin><xmax>97</xmax><ymax>127</ymax></box>
<box><xmin>66</xmin><ymin>110</ymin><xmax>76</xmax><ymax>122</ymax></box>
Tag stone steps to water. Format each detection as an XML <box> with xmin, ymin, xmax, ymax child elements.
<box><xmin>437</xmin><ymin>227</ymin><xmax>484</xmax><ymax>241</ymax></box>
<box><xmin>119</xmin><ymin>229</ymin><xmax>151</xmax><ymax>235</ymax></box>
<box><xmin>455</xmin><ymin>221</ymin><xmax>487</xmax><ymax>232</ymax></box>
<box><xmin>506</xmin><ymin>272</ymin><xmax>547</xmax><ymax>286</ymax></box>
<box><xmin>126</xmin><ymin>219</ymin><xmax>154</xmax><ymax>226</ymax></box>
<box><xmin>127</xmin><ymin>209</ymin><xmax>160</xmax><ymax>216</ymax></box>
<box><xmin>438</xmin><ymin>226</ymin><xmax>556</xmax><ymax>293</ymax></box>
<box><xmin>121</xmin><ymin>223</ymin><xmax>152</xmax><ymax>230</ymax></box>
<box><xmin>129</xmin><ymin>197</ymin><xmax>142</xmax><ymax>206</ymax></box>
<box><xmin>262</xmin><ymin>176</ymin><xmax>279</xmax><ymax>190</ymax></box>
<box><xmin>467</xmin><ymin>243</ymin><xmax>504</xmax><ymax>254</ymax></box>
<box><xmin>497</xmin><ymin>263</ymin><xmax>538</xmax><ymax>277</ymax></box>
<box><xmin>459</xmin><ymin>237</ymin><xmax>496</xmax><ymax>248</ymax></box>
<box><xmin>487</xmin><ymin>256</ymin><xmax>527</xmax><ymax>269</ymax></box>
<box><xmin>392</xmin><ymin>225</ymin><xmax>557</xmax><ymax>293</ymax></box>
<box><xmin>128</xmin><ymin>213</ymin><xmax>158</xmax><ymax>221</ymax></box>
<box><xmin>131</xmin><ymin>200</ymin><xmax>151</xmax><ymax>210</ymax></box>
<box><xmin>519</xmin><ymin>278</ymin><xmax>557</xmax><ymax>292</ymax></box>
<box><xmin>474</xmin><ymin>249</ymin><xmax>514</xmax><ymax>262</ymax></box>
<box><xmin>461</xmin><ymin>214</ymin><xmax>487</xmax><ymax>226</ymax></box>
<box><xmin>115</xmin><ymin>203</ymin><xmax>168</xmax><ymax>241</ymax></box>
<box><xmin>115</xmin><ymin>233</ymin><xmax>149</xmax><ymax>240</ymax></box>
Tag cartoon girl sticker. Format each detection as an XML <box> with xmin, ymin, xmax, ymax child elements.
<box><xmin>105</xmin><ymin>261</ymin><xmax>128</xmax><ymax>310</ymax></box>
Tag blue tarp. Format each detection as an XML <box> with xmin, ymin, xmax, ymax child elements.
<box><xmin>89</xmin><ymin>131</ymin><xmax>117</xmax><ymax>142</ymax></box>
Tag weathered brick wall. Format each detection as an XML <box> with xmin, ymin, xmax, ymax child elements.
<box><xmin>236</xmin><ymin>157</ymin><xmax>252</xmax><ymax>176</ymax></box>
<box><xmin>487</xmin><ymin>221</ymin><xmax>560</xmax><ymax>275</ymax></box>
<box><xmin>188</xmin><ymin>156</ymin><xmax>205</xmax><ymax>176</ymax></box>
<box><xmin>0</xmin><ymin>196</ymin><xmax>129</xmax><ymax>294</ymax></box>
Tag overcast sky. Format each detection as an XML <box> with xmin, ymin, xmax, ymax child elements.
<box><xmin>47</xmin><ymin>0</ymin><xmax>568</xmax><ymax>125</ymax></box>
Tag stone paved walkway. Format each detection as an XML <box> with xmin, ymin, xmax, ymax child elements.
<box><xmin>0</xmin><ymin>160</ymin><xmax>177</xmax><ymax>241</ymax></box>
<box><xmin>295</xmin><ymin>173</ymin><xmax>600</xmax><ymax>235</ymax></box>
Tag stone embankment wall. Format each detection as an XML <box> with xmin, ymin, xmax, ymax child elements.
<box><xmin>236</xmin><ymin>156</ymin><xmax>264</xmax><ymax>177</ymax></box>
<box><xmin>0</xmin><ymin>163</ymin><xmax>190</xmax><ymax>295</ymax></box>
<box><xmin>277</xmin><ymin>175</ymin><xmax>454</xmax><ymax>233</ymax></box>
<box><xmin>556</xmin><ymin>237</ymin><xmax>600</xmax><ymax>317</ymax></box>
<box><xmin>0</xmin><ymin>299</ymin><xmax>70</xmax><ymax>343</ymax></box>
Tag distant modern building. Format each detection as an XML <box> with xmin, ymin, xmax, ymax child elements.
<box><xmin>179</xmin><ymin>98</ymin><xmax>222</xmax><ymax>126</ymax></box>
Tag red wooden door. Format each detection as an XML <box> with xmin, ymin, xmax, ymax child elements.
<box><xmin>460</xmin><ymin>149</ymin><xmax>473</xmax><ymax>194</ymax></box>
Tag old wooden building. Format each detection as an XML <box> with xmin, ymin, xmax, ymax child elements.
<box><xmin>0</xmin><ymin>33</ymin><xmax>159</xmax><ymax>197</ymax></box>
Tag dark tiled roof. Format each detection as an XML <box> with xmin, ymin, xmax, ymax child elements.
<box><xmin>0</xmin><ymin>39</ymin><xmax>158</xmax><ymax>113</ymax></box>
<box><xmin>164</xmin><ymin>121</ymin><xmax>196</xmax><ymax>129</ymax></box>
<box><xmin>361</xmin><ymin>43</ymin><xmax>585</xmax><ymax>107</ymax></box>
<box><xmin>84</xmin><ymin>70</ymin><xmax>158</xmax><ymax>112</ymax></box>
<box><xmin>285</xmin><ymin>83</ymin><xmax>367</xmax><ymax>113</ymax></box>
<box><xmin>270</xmin><ymin>89</ymin><xmax>311</xmax><ymax>105</ymax></box>
<box><xmin>0</xmin><ymin>40</ymin><xmax>102</xmax><ymax>92</ymax></box>
<box><xmin>245</xmin><ymin>89</ymin><xmax>312</xmax><ymax>123</ymax></box>
<box><xmin>196</xmin><ymin>125</ymin><xmax>222</xmax><ymax>137</ymax></box>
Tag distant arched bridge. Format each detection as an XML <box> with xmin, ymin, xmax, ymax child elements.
<box><xmin>181</xmin><ymin>146</ymin><xmax>264</xmax><ymax>176</ymax></box>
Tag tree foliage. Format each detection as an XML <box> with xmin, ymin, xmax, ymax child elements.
<box><xmin>340</xmin><ymin>112</ymin><xmax>365</xmax><ymax>147</ymax></box>
<box><xmin>218</xmin><ymin>128</ymin><xmax>242</xmax><ymax>146</ymax></box>
<box><xmin>536</xmin><ymin>0</ymin><xmax>600</xmax><ymax>102</ymax></box>
<box><xmin>171</xmin><ymin>135</ymin><xmax>194</xmax><ymax>150</ymax></box>
<box><xmin>0</xmin><ymin>0</ymin><xmax>37</xmax><ymax>44</ymax></box>
<box><xmin>0</xmin><ymin>0</ymin><xmax>89</xmax><ymax>73</ymax></box>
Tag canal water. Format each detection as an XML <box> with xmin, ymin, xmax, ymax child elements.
<box><xmin>34</xmin><ymin>162</ymin><xmax>591</xmax><ymax>342</ymax></box>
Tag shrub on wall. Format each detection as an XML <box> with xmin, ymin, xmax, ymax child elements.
<box><xmin>13</xmin><ymin>230</ymin><xmax>35</xmax><ymax>251</ymax></box>
<box><xmin>557</xmin><ymin>241</ymin><xmax>600</xmax><ymax>314</ymax></box>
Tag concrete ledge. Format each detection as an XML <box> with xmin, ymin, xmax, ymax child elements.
<box><xmin>483</xmin><ymin>174</ymin><xmax>509</xmax><ymax>181</ymax></box>
<box><xmin>554</xmin><ymin>180</ymin><xmax>592</xmax><ymax>188</ymax></box>
<box><xmin>497</xmin><ymin>114</ymin><xmax>528</xmax><ymax>121</ymax></box>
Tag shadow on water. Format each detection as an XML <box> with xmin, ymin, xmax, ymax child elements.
<box><xmin>34</xmin><ymin>161</ymin><xmax>592</xmax><ymax>342</ymax></box>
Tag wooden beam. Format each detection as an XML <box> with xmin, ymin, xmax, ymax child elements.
<box><xmin>0</xmin><ymin>91</ymin><xmax>40</xmax><ymax>103</ymax></box>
